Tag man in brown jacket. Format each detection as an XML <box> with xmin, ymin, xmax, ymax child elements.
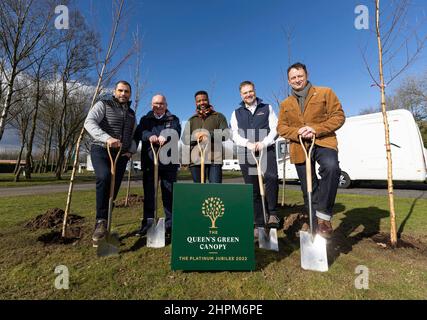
<box><xmin>277</xmin><ymin>62</ymin><xmax>345</xmax><ymax>238</ymax></box>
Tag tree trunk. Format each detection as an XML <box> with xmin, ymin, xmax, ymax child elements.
<box><xmin>24</xmin><ymin>70</ymin><xmax>43</xmax><ymax>180</ymax></box>
<box><xmin>45</xmin><ymin>124</ymin><xmax>54</xmax><ymax>173</ymax></box>
<box><xmin>55</xmin><ymin>74</ymin><xmax>68</xmax><ymax>180</ymax></box>
<box><xmin>125</xmin><ymin>158</ymin><xmax>132</xmax><ymax>206</ymax></box>
<box><xmin>63</xmin><ymin>144</ymin><xmax>74</xmax><ymax>173</ymax></box>
<box><xmin>40</xmin><ymin>135</ymin><xmax>48</xmax><ymax>173</ymax></box>
<box><xmin>281</xmin><ymin>139</ymin><xmax>288</xmax><ymax>207</ymax></box>
<box><xmin>62</xmin><ymin>0</ymin><xmax>126</xmax><ymax>238</ymax></box>
<box><xmin>376</xmin><ymin>0</ymin><xmax>398</xmax><ymax>247</ymax></box>
<box><xmin>13</xmin><ymin>141</ymin><xmax>25</xmax><ymax>178</ymax></box>
<box><xmin>55</xmin><ymin>145</ymin><xmax>65</xmax><ymax>180</ymax></box>
<box><xmin>50</xmin><ymin>148</ymin><xmax>56</xmax><ymax>173</ymax></box>
<box><xmin>0</xmin><ymin>62</ymin><xmax>17</xmax><ymax>139</ymax></box>
<box><xmin>14</xmin><ymin>166</ymin><xmax>23</xmax><ymax>182</ymax></box>
<box><xmin>0</xmin><ymin>76</ymin><xmax>16</xmax><ymax>141</ymax></box>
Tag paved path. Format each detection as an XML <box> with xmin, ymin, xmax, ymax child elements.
<box><xmin>0</xmin><ymin>178</ymin><xmax>426</xmax><ymax>199</ymax></box>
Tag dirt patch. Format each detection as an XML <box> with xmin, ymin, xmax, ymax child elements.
<box><xmin>282</xmin><ymin>212</ymin><xmax>309</xmax><ymax>240</ymax></box>
<box><xmin>114</xmin><ymin>194</ymin><xmax>144</xmax><ymax>208</ymax></box>
<box><xmin>37</xmin><ymin>227</ymin><xmax>82</xmax><ymax>245</ymax></box>
<box><xmin>24</xmin><ymin>208</ymin><xmax>84</xmax><ymax>230</ymax></box>
<box><xmin>371</xmin><ymin>232</ymin><xmax>427</xmax><ymax>251</ymax></box>
<box><xmin>24</xmin><ymin>208</ymin><xmax>85</xmax><ymax>245</ymax></box>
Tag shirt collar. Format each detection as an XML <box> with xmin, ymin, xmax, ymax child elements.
<box><xmin>154</xmin><ymin>112</ymin><xmax>165</xmax><ymax>119</ymax></box>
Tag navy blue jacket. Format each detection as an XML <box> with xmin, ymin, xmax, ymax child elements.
<box><xmin>234</xmin><ymin>98</ymin><xmax>271</xmax><ymax>142</ymax></box>
<box><xmin>134</xmin><ymin>110</ymin><xmax>181</xmax><ymax>170</ymax></box>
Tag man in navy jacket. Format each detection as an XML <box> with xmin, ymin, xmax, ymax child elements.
<box><xmin>134</xmin><ymin>94</ymin><xmax>181</xmax><ymax>237</ymax></box>
<box><xmin>230</xmin><ymin>81</ymin><xmax>279</xmax><ymax>239</ymax></box>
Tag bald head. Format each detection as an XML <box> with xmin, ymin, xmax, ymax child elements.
<box><xmin>151</xmin><ymin>94</ymin><xmax>168</xmax><ymax>117</ymax></box>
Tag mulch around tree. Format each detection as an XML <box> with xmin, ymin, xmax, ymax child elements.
<box><xmin>282</xmin><ymin>212</ymin><xmax>309</xmax><ymax>240</ymax></box>
<box><xmin>25</xmin><ymin>208</ymin><xmax>84</xmax><ymax>230</ymax></box>
<box><xmin>281</xmin><ymin>210</ymin><xmax>427</xmax><ymax>253</ymax></box>
<box><xmin>371</xmin><ymin>232</ymin><xmax>427</xmax><ymax>251</ymax></box>
<box><xmin>24</xmin><ymin>208</ymin><xmax>85</xmax><ymax>245</ymax></box>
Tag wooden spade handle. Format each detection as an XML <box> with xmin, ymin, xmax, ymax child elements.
<box><xmin>299</xmin><ymin>135</ymin><xmax>315</xmax><ymax>193</ymax></box>
<box><xmin>150</xmin><ymin>142</ymin><xmax>162</xmax><ymax>218</ymax></box>
<box><xmin>107</xmin><ymin>144</ymin><xmax>122</xmax><ymax>199</ymax></box>
<box><xmin>197</xmin><ymin>138</ymin><xmax>208</xmax><ymax>184</ymax></box>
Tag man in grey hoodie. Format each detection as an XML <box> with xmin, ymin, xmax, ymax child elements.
<box><xmin>84</xmin><ymin>81</ymin><xmax>137</xmax><ymax>244</ymax></box>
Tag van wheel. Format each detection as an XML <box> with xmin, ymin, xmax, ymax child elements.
<box><xmin>338</xmin><ymin>171</ymin><xmax>352</xmax><ymax>189</ymax></box>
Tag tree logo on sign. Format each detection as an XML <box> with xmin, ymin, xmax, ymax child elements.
<box><xmin>202</xmin><ymin>197</ymin><xmax>225</xmax><ymax>229</ymax></box>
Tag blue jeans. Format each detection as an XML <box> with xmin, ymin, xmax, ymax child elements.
<box><xmin>90</xmin><ymin>145</ymin><xmax>129</xmax><ymax>221</ymax></box>
<box><xmin>295</xmin><ymin>145</ymin><xmax>341</xmax><ymax>223</ymax></box>
<box><xmin>190</xmin><ymin>164</ymin><xmax>222</xmax><ymax>183</ymax></box>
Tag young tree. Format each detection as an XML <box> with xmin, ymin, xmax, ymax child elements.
<box><xmin>54</xmin><ymin>9</ymin><xmax>99</xmax><ymax>179</ymax></box>
<box><xmin>272</xmin><ymin>26</ymin><xmax>294</xmax><ymax>207</ymax></box>
<box><xmin>62</xmin><ymin>0</ymin><xmax>132</xmax><ymax>238</ymax></box>
<box><xmin>7</xmin><ymin>77</ymin><xmax>33</xmax><ymax>180</ymax></box>
<box><xmin>363</xmin><ymin>0</ymin><xmax>427</xmax><ymax>246</ymax></box>
<box><xmin>0</xmin><ymin>0</ymin><xmax>56</xmax><ymax>141</ymax></box>
<box><xmin>23</xmin><ymin>32</ymin><xmax>61</xmax><ymax>179</ymax></box>
<box><xmin>124</xmin><ymin>26</ymin><xmax>145</xmax><ymax>206</ymax></box>
<box><xmin>37</xmin><ymin>69</ymin><xmax>60</xmax><ymax>173</ymax></box>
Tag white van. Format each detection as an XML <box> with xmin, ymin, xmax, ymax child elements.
<box><xmin>222</xmin><ymin>159</ymin><xmax>240</xmax><ymax>171</ymax></box>
<box><xmin>276</xmin><ymin>109</ymin><xmax>427</xmax><ymax>188</ymax></box>
<box><xmin>126</xmin><ymin>160</ymin><xmax>142</xmax><ymax>172</ymax></box>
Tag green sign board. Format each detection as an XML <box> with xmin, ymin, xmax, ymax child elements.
<box><xmin>171</xmin><ymin>183</ymin><xmax>255</xmax><ymax>271</ymax></box>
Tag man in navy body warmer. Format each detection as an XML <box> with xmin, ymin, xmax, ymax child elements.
<box><xmin>230</xmin><ymin>81</ymin><xmax>279</xmax><ymax>239</ymax></box>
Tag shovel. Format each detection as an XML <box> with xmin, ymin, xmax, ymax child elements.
<box><xmin>96</xmin><ymin>145</ymin><xmax>122</xmax><ymax>257</ymax></box>
<box><xmin>281</xmin><ymin>139</ymin><xmax>288</xmax><ymax>207</ymax></box>
<box><xmin>298</xmin><ymin>135</ymin><xmax>328</xmax><ymax>272</ymax></box>
<box><xmin>251</xmin><ymin>149</ymin><xmax>279</xmax><ymax>252</ymax></box>
<box><xmin>146</xmin><ymin>142</ymin><xmax>165</xmax><ymax>248</ymax></box>
<box><xmin>197</xmin><ymin>138</ymin><xmax>209</xmax><ymax>184</ymax></box>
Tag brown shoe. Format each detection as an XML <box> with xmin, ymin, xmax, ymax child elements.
<box><xmin>317</xmin><ymin>218</ymin><xmax>333</xmax><ymax>239</ymax></box>
<box><xmin>300</xmin><ymin>222</ymin><xmax>309</xmax><ymax>232</ymax></box>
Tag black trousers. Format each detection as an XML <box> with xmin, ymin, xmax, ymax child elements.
<box><xmin>240</xmin><ymin>147</ymin><xmax>278</xmax><ymax>227</ymax></box>
<box><xmin>91</xmin><ymin>145</ymin><xmax>129</xmax><ymax>221</ymax></box>
<box><xmin>142</xmin><ymin>167</ymin><xmax>177</xmax><ymax>229</ymax></box>
<box><xmin>295</xmin><ymin>145</ymin><xmax>341</xmax><ymax>222</ymax></box>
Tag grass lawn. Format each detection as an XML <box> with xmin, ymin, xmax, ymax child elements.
<box><xmin>0</xmin><ymin>186</ymin><xmax>426</xmax><ymax>300</ymax></box>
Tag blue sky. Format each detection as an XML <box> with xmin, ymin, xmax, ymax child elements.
<box><xmin>1</xmin><ymin>0</ymin><xmax>427</xmax><ymax>148</ymax></box>
<box><xmin>78</xmin><ymin>0</ymin><xmax>427</xmax><ymax>122</ymax></box>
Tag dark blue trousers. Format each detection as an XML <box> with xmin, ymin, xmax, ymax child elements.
<box><xmin>295</xmin><ymin>145</ymin><xmax>341</xmax><ymax>222</ymax></box>
<box><xmin>190</xmin><ymin>164</ymin><xmax>222</xmax><ymax>183</ymax></box>
<box><xmin>142</xmin><ymin>167</ymin><xmax>177</xmax><ymax>229</ymax></box>
<box><xmin>90</xmin><ymin>145</ymin><xmax>129</xmax><ymax>221</ymax></box>
<box><xmin>240</xmin><ymin>147</ymin><xmax>278</xmax><ymax>227</ymax></box>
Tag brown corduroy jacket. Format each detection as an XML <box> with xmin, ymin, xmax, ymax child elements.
<box><xmin>277</xmin><ymin>86</ymin><xmax>345</xmax><ymax>164</ymax></box>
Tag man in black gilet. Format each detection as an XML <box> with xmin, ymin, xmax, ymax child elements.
<box><xmin>84</xmin><ymin>81</ymin><xmax>136</xmax><ymax>244</ymax></box>
<box><xmin>230</xmin><ymin>81</ymin><xmax>279</xmax><ymax>239</ymax></box>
